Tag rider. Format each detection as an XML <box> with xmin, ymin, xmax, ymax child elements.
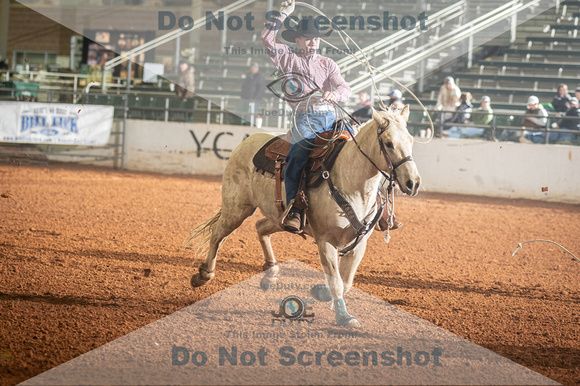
<box><xmin>261</xmin><ymin>0</ymin><xmax>351</xmax><ymax>232</ymax></box>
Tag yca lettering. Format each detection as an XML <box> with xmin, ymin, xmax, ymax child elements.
<box><xmin>189</xmin><ymin>130</ymin><xmax>249</xmax><ymax>160</ymax></box>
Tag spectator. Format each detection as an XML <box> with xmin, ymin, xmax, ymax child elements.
<box><xmin>176</xmin><ymin>59</ymin><xmax>195</xmax><ymax>101</ymax></box>
<box><xmin>575</xmin><ymin>87</ymin><xmax>580</xmax><ymax>101</ymax></box>
<box><xmin>444</xmin><ymin>95</ymin><xmax>493</xmax><ymax>139</ymax></box>
<box><xmin>240</xmin><ymin>62</ymin><xmax>266</xmax><ymax>118</ymax></box>
<box><xmin>442</xmin><ymin>92</ymin><xmax>472</xmax><ymax>138</ymax></box>
<box><xmin>522</xmin><ymin>96</ymin><xmax>548</xmax><ymax>143</ymax></box>
<box><xmin>551</xmin><ymin>84</ymin><xmax>571</xmax><ymax>114</ymax></box>
<box><xmin>550</xmin><ymin>97</ymin><xmax>580</xmax><ymax>143</ymax></box>
<box><xmin>436</xmin><ymin>76</ymin><xmax>461</xmax><ymax>120</ymax></box>
<box><xmin>435</xmin><ymin>76</ymin><xmax>461</xmax><ymax>136</ymax></box>
<box><xmin>500</xmin><ymin>96</ymin><xmax>548</xmax><ymax>143</ymax></box>
<box><xmin>470</xmin><ymin>95</ymin><xmax>495</xmax><ymax>139</ymax></box>
<box><xmin>386</xmin><ymin>89</ymin><xmax>403</xmax><ymax>108</ymax></box>
<box><xmin>448</xmin><ymin>92</ymin><xmax>473</xmax><ymax>123</ymax></box>
<box><xmin>352</xmin><ymin>91</ymin><xmax>372</xmax><ymax>123</ymax></box>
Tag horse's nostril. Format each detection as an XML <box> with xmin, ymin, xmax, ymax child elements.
<box><xmin>406</xmin><ymin>180</ymin><xmax>414</xmax><ymax>191</ymax></box>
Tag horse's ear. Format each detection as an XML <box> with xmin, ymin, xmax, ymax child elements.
<box><xmin>400</xmin><ymin>104</ymin><xmax>410</xmax><ymax>122</ymax></box>
<box><xmin>371</xmin><ymin>107</ymin><xmax>385</xmax><ymax>125</ymax></box>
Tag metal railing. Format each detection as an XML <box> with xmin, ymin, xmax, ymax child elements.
<box><xmin>336</xmin><ymin>0</ymin><xmax>466</xmax><ymax>74</ymax></box>
<box><xmin>349</xmin><ymin>0</ymin><xmax>553</xmax><ymax>93</ymax></box>
<box><xmin>410</xmin><ymin>107</ymin><xmax>580</xmax><ymax>144</ymax></box>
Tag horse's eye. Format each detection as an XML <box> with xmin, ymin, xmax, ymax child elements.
<box><xmin>386</xmin><ymin>142</ymin><xmax>394</xmax><ymax>149</ymax></box>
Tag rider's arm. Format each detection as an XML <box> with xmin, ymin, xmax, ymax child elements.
<box><xmin>261</xmin><ymin>12</ymin><xmax>292</xmax><ymax>65</ymax></box>
<box><xmin>326</xmin><ymin>60</ymin><xmax>351</xmax><ymax>103</ymax></box>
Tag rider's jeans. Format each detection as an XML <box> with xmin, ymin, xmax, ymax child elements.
<box><xmin>285</xmin><ymin>110</ymin><xmax>336</xmax><ymax>206</ymax></box>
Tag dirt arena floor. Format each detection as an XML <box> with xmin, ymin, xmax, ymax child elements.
<box><xmin>0</xmin><ymin>162</ymin><xmax>579</xmax><ymax>385</ymax></box>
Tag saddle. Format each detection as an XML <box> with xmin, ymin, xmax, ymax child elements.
<box><xmin>252</xmin><ymin>124</ymin><xmax>352</xmax><ymax>214</ymax></box>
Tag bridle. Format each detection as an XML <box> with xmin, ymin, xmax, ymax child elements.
<box><xmin>377</xmin><ymin>120</ymin><xmax>415</xmax><ymax>177</ymax></box>
<box><xmin>336</xmin><ymin>102</ymin><xmax>415</xmax><ymax>189</ymax></box>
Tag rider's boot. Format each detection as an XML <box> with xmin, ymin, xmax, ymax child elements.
<box><xmin>282</xmin><ymin>207</ymin><xmax>302</xmax><ymax>233</ymax></box>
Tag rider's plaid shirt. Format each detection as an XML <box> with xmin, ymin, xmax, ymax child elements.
<box><xmin>261</xmin><ymin>14</ymin><xmax>351</xmax><ymax>111</ymax></box>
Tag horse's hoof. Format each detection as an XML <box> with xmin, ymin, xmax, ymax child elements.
<box><xmin>311</xmin><ymin>284</ymin><xmax>332</xmax><ymax>302</ymax></box>
<box><xmin>336</xmin><ymin>314</ymin><xmax>361</xmax><ymax>328</ymax></box>
<box><xmin>259</xmin><ymin>274</ymin><xmax>278</xmax><ymax>291</ymax></box>
<box><xmin>262</xmin><ymin>261</ymin><xmax>279</xmax><ymax>275</ymax></box>
<box><xmin>190</xmin><ymin>273</ymin><xmax>209</xmax><ymax>288</ymax></box>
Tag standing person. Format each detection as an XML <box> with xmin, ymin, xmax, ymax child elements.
<box><xmin>240</xmin><ymin>62</ymin><xmax>266</xmax><ymax>120</ymax></box>
<box><xmin>436</xmin><ymin>76</ymin><xmax>461</xmax><ymax>119</ymax></box>
<box><xmin>261</xmin><ymin>0</ymin><xmax>351</xmax><ymax>232</ymax></box>
<box><xmin>434</xmin><ymin>76</ymin><xmax>461</xmax><ymax>136</ymax></box>
<box><xmin>176</xmin><ymin>59</ymin><xmax>195</xmax><ymax>101</ymax></box>
<box><xmin>551</xmin><ymin>83</ymin><xmax>571</xmax><ymax>114</ymax></box>
<box><xmin>575</xmin><ymin>87</ymin><xmax>580</xmax><ymax>102</ymax></box>
<box><xmin>352</xmin><ymin>91</ymin><xmax>372</xmax><ymax>123</ymax></box>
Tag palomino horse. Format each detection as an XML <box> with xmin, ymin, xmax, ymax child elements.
<box><xmin>188</xmin><ymin>106</ymin><xmax>421</xmax><ymax>327</ymax></box>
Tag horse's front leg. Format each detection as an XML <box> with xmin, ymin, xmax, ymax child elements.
<box><xmin>317</xmin><ymin>241</ymin><xmax>361</xmax><ymax>328</ymax></box>
<box><xmin>339</xmin><ymin>239</ymin><xmax>367</xmax><ymax>295</ymax></box>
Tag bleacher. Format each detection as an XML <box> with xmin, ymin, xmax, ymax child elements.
<box><xmin>193</xmin><ymin>0</ymin><xmax>455</xmax><ymax>106</ymax></box>
<box><xmin>59</xmin><ymin>0</ymin><xmax>578</xmax><ymax>145</ymax></box>
<box><xmin>406</xmin><ymin>0</ymin><xmax>580</xmax><ymax>144</ymax></box>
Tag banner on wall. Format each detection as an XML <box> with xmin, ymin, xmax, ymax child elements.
<box><xmin>0</xmin><ymin>102</ymin><xmax>114</xmax><ymax>146</ymax></box>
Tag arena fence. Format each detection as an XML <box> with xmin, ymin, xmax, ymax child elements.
<box><xmin>1</xmin><ymin>89</ymin><xmax>579</xmax><ymax>170</ymax></box>
<box><xmin>0</xmin><ymin>88</ymin><xmax>125</xmax><ymax>168</ymax></box>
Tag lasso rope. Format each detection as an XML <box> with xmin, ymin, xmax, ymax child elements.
<box><xmin>287</xmin><ymin>2</ymin><xmax>421</xmax><ymax>234</ymax></box>
<box><xmin>512</xmin><ymin>240</ymin><xmax>579</xmax><ymax>262</ymax></box>
<box><xmin>271</xmin><ymin>2</ymin><xmax>423</xmax><ymax>239</ymax></box>
<box><xmin>293</xmin><ymin>1</ymin><xmax>435</xmax><ymax>144</ymax></box>
<box><xmin>279</xmin><ymin>4</ymin><xmax>577</xmax><ymax>255</ymax></box>
<box><xmin>272</xmin><ymin>2</ymin><xmax>434</xmax><ymax>146</ymax></box>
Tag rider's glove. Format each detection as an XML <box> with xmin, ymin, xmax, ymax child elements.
<box><xmin>280</xmin><ymin>0</ymin><xmax>295</xmax><ymax>16</ymax></box>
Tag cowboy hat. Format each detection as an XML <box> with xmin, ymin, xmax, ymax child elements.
<box><xmin>281</xmin><ymin>18</ymin><xmax>333</xmax><ymax>42</ymax></box>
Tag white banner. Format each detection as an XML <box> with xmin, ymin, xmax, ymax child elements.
<box><xmin>0</xmin><ymin>102</ymin><xmax>114</xmax><ymax>145</ymax></box>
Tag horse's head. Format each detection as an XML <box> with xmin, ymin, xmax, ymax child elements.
<box><xmin>370</xmin><ymin>106</ymin><xmax>421</xmax><ymax>196</ymax></box>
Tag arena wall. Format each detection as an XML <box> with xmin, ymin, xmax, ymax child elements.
<box><xmin>123</xmin><ymin>120</ymin><xmax>284</xmax><ymax>175</ymax></box>
<box><xmin>412</xmin><ymin>139</ymin><xmax>579</xmax><ymax>204</ymax></box>
<box><xmin>122</xmin><ymin>120</ymin><xmax>580</xmax><ymax>203</ymax></box>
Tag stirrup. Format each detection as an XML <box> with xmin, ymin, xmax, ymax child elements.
<box><xmin>280</xmin><ymin>198</ymin><xmax>295</xmax><ymax>224</ymax></box>
<box><xmin>281</xmin><ymin>199</ymin><xmax>301</xmax><ymax>233</ymax></box>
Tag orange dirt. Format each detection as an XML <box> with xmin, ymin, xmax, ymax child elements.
<box><xmin>0</xmin><ymin>163</ymin><xmax>578</xmax><ymax>385</ymax></box>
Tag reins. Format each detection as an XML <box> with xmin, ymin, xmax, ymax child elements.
<box><xmin>270</xmin><ymin>2</ymin><xmax>420</xmax><ymax>248</ymax></box>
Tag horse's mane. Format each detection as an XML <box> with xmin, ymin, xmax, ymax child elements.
<box><xmin>355</xmin><ymin>105</ymin><xmax>403</xmax><ymax>134</ymax></box>
<box><xmin>377</xmin><ymin>105</ymin><xmax>405</xmax><ymax>121</ymax></box>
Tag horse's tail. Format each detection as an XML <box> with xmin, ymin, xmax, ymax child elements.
<box><xmin>184</xmin><ymin>209</ymin><xmax>223</xmax><ymax>263</ymax></box>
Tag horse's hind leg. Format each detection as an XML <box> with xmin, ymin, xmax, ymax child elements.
<box><xmin>256</xmin><ymin>218</ymin><xmax>282</xmax><ymax>288</ymax></box>
<box><xmin>191</xmin><ymin>203</ymin><xmax>256</xmax><ymax>287</ymax></box>
<box><xmin>256</xmin><ymin>218</ymin><xmax>281</xmax><ymax>268</ymax></box>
